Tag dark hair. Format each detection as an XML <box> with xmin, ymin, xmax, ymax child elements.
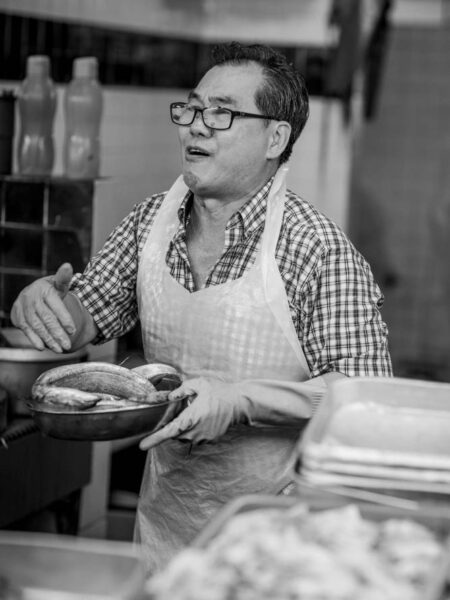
<box><xmin>210</xmin><ymin>42</ymin><xmax>309</xmax><ymax>164</ymax></box>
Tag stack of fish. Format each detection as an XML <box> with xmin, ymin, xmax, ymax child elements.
<box><xmin>28</xmin><ymin>361</ymin><xmax>182</xmax><ymax>441</ymax></box>
<box><xmin>32</xmin><ymin>362</ymin><xmax>167</xmax><ymax>409</ymax></box>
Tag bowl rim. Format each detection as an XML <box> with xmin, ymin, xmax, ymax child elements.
<box><xmin>0</xmin><ymin>347</ymin><xmax>87</xmax><ymax>362</ymax></box>
<box><xmin>27</xmin><ymin>396</ymin><xmax>173</xmax><ymax>415</ymax></box>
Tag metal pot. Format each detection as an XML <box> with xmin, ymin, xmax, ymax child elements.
<box><xmin>0</xmin><ymin>346</ymin><xmax>87</xmax><ymax>418</ymax></box>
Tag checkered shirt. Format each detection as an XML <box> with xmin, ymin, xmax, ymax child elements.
<box><xmin>71</xmin><ymin>180</ymin><xmax>392</xmax><ymax>378</ymax></box>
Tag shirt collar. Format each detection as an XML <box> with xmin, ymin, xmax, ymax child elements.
<box><xmin>177</xmin><ymin>190</ymin><xmax>193</xmax><ymax>227</ymax></box>
<box><xmin>230</xmin><ymin>177</ymin><xmax>273</xmax><ymax>239</ymax></box>
<box><xmin>177</xmin><ymin>177</ymin><xmax>274</xmax><ymax>240</ymax></box>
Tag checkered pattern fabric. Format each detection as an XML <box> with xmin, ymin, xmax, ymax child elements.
<box><xmin>71</xmin><ymin>180</ymin><xmax>392</xmax><ymax>378</ymax></box>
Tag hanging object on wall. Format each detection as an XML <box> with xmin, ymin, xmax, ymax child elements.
<box><xmin>363</xmin><ymin>0</ymin><xmax>393</xmax><ymax>119</ymax></box>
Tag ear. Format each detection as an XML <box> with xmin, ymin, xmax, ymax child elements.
<box><xmin>266</xmin><ymin>121</ymin><xmax>291</xmax><ymax>160</ymax></box>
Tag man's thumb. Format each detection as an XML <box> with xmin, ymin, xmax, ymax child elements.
<box><xmin>53</xmin><ymin>263</ymin><xmax>73</xmax><ymax>297</ymax></box>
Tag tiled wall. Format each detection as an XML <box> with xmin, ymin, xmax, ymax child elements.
<box><xmin>349</xmin><ymin>23</ymin><xmax>450</xmax><ymax>381</ymax></box>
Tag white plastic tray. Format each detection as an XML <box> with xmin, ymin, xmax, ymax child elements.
<box><xmin>297</xmin><ymin>377</ymin><xmax>450</xmax><ymax>490</ymax></box>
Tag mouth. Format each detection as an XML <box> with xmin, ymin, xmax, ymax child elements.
<box><xmin>185</xmin><ymin>145</ymin><xmax>211</xmax><ymax>160</ymax></box>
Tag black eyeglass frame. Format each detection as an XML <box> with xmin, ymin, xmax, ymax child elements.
<box><xmin>170</xmin><ymin>102</ymin><xmax>279</xmax><ymax>130</ymax></box>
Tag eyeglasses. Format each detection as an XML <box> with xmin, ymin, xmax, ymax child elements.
<box><xmin>170</xmin><ymin>102</ymin><xmax>278</xmax><ymax>131</ymax></box>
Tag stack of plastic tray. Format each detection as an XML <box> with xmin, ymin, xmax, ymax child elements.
<box><xmin>294</xmin><ymin>376</ymin><xmax>450</xmax><ymax>499</ymax></box>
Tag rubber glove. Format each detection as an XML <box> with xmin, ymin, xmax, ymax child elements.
<box><xmin>239</xmin><ymin>376</ymin><xmax>329</xmax><ymax>425</ymax></box>
<box><xmin>140</xmin><ymin>377</ymin><xmax>250</xmax><ymax>450</ymax></box>
<box><xmin>139</xmin><ymin>375</ymin><xmax>332</xmax><ymax>451</ymax></box>
<box><xmin>11</xmin><ymin>262</ymin><xmax>96</xmax><ymax>353</ymax></box>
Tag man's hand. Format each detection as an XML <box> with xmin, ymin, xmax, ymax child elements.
<box><xmin>11</xmin><ymin>263</ymin><xmax>76</xmax><ymax>353</ymax></box>
<box><xmin>139</xmin><ymin>378</ymin><xmax>249</xmax><ymax>450</ymax></box>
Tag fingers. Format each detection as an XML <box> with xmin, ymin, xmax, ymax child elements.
<box><xmin>168</xmin><ymin>378</ymin><xmax>205</xmax><ymax>402</ymax></box>
<box><xmin>52</xmin><ymin>263</ymin><xmax>73</xmax><ymax>297</ymax></box>
<box><xmin>12</xmin><ymin>300</ymin><xmax>66</xmax><ymax>353</ymax></box>
<box><xmin>152</xmin><ymin>398</ymin><xmax>185</xmax><ymax>431</ymax></box>
<box><xmin>11</xmin><ymin>303</ymin><xmax>46</xmax><ymax>350</ymax></box>
<box><xmin>139</xmin><ymin>379</ymin><xmax>215</xmax><ymax>451</ymax></box>
<box><xmin>139</xmin><ymin>418</ymin><xmax>188</xmax><ymax>451</ymax></box>
<box><xmin>10</xmin><ymin>269</ymin><xmax>76</xmax><ymax>353</ymax></box>
<box><xmin>44</xmin><ymin>289</ymin><xmax>76</xmax><ymax>336</ymax></box>
<box><xmin>34</xmin><ymin>301</ymin><xmax>73</xmax><ymax>352</ymax></box>
<box><xmin>168</xmin><ymin>385</ymin><xmax>194</xmax><ymax>402</ymax></box>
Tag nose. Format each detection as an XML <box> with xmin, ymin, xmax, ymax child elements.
<box><xmin>189</xmin><ymin>109</ymin><xmax>211</xmax><ymax>136</ymax></box>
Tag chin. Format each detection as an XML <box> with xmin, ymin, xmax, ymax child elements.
<box><xmin>183</xmin><ymin>171</ymin><xmax>207</xmax><ymax>194</ymax></box>
<box><xmin>183</xmin><ymin>171</ymin><xmax>196</xmax><ymax>187</ymax></box>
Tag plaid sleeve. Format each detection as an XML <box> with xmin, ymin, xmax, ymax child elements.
<box><xmin>70</xmin><ymin>194</ymin><xmax>164</xmax><ymax>342</ymax></box>
<box><xmin>300</xmin><ymin>230</ymin><xmax>393</xmax><ymax>378</ymax></box>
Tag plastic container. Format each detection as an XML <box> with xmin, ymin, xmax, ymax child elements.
<box><xmin>16</xmin><ymin>55</ymin><xmax>56</xmax><ymax>176</ymax></box>
<box><xmin>63</xmin><ymin>56</ymin><xmax>103</xmax><ymax>179</ymax></box>
<box><xmin>294</xmin><ymin>376</ymin><xmax>450</xmax><ymax>495</ymax></box>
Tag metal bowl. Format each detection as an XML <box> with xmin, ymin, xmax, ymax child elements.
<box><xmin>0</xmin><ymin>327</ymin><xmax>87</xmax><ymax>417</ymax></box>
<box><xmin>28</xmin><ymin>372</ymin><xmax>183</xmax><ymax>441</ymax></box>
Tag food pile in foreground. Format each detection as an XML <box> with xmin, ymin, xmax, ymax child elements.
<box><xmin>146</xmin><ymin>503</ymin><xmax>445</xmax><ymax>600</ymax></box>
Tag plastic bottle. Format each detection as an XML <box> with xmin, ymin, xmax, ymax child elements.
<box><xmin>17</xmin><ymin>55</ymin><xmax>56</xmax><ymax>176</ymax></box>
<box><xmin>63</xmin><ymin>57</ymin><xmax>103</xmax><ymax>179</ymax></box>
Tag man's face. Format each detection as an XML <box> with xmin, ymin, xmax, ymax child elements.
<box><xmin>177</xmin><ymin>62</ymin><xmax>277</xmax><ymax>201</ymax></box>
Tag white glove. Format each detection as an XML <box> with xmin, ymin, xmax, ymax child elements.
<box><xmin>11</xmin><ymin>263</ymin><xmax>76</xmax><ymax>353</ymax></box>
<box><xmin>139</xmin><ymin>375</ymin><xmax>331</xmax><ymax>451</ymax></box>
<box><xmin>139</xmin><ymin>377</ymin><xmax>250</xmax><ymax>450</ymax></box>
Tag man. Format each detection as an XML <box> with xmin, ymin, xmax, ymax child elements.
<box><xmin>11</xmin><ymin>42</ymin><xmax>392</xmax><ymax>571</ymax></box>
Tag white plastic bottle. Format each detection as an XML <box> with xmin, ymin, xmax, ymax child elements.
<box><xmin>17</xmin><ymin>55</ymin><xmax>56</xmax><ymax>176</ymax></box>
<box><xmin>63</xmin><ymin>57</ymin><xmax>103</xmax><ymax>179</ymax></box>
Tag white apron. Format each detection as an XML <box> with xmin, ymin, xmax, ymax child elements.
<box><xmin>135</xmin><ymin>166</ymin><xmax>311</xmax><ymax>573</ymax></box>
